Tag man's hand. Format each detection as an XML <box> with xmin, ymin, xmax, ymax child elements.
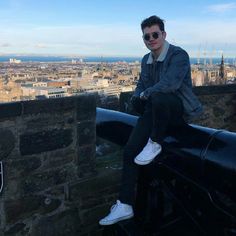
<box><xmin>130</xmin><ymin>94</ymin><xmax>145</xmax><ymax>114</ymax></box>
<box><xmin>130</xmin><ymin>95</ymin><xmax>139</xmax><ymax>104</ymax></box>
<box><xmin>140</xmin><ymin>91</ymin><xmax>148</xmax><ymax>100</ymax></box>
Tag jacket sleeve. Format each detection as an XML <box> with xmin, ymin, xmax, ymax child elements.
<box><xmin>143</xmin><ymin>50</ymin><xmax>190</xmax><ymax>97</ymax></box>
<box><xmin>133</xmin><ymin>57</ymin><xmax>146</xmax><ymax>97</ymax></box>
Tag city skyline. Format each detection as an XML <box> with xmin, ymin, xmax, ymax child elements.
<box><xmin>0</xmin><ymin>0</ymin><xmax>236</xmax><ymax>57</ymax></box>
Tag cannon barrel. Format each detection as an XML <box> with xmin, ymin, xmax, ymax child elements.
<box><xmin>96</xmin><ymin>108</ymin><xmax>236</xmax><ymax>227</ymax></box>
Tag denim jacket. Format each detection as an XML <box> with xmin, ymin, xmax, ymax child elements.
<box><xmin>134</xmin><ymin>41</ymin><xmax>203</xmax><ymax>119</ymax></box>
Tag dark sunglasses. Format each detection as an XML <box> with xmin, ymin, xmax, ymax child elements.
<box><xmin>143</xmin><ymin>32</ymin><xmax>161</xmax><ymax>41</ymax></box>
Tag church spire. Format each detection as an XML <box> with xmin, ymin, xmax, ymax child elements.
<box><xmin>219</xmin><ymin>54</ymin><xmax>225</xmax><ymax>83</ymax></box>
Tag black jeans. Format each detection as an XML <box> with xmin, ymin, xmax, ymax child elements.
<box><xmin>119</xmin><ymin>92</ymin><xmax>186</xmax><ymax>206</ymax></box>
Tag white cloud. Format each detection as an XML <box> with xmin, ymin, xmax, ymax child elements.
<box><xmin>0</xmin><ymin>43</ymin><xmax>11</xmax><ymax>47</ymax></box>
<box><xmin>34</xmin><ymin>43</ymin><xmax>47</xmax><ymax>48</ymax></box>
<box><xmin>168</xmin><ymin>19</ymin><xmax>236</xmax><ymax>44</ymax></box>
<box><xmin>1</xmin><ymin>19</ymin><xmax>236</xmax><ymax>57</ymax></box>
<box><xmin>166</xmin><ymin>19</ymin><xmax>236</xmax><ymax>57</ymax></box>
<box><xmin>0</xmin><ymin>24</ymin><xmax>144</xmax><ymax>56</ymax></box>
<box><xmin>206</xmin><ymin>3</ymin><xmax>236</xmax><ymax>13</ymax></box>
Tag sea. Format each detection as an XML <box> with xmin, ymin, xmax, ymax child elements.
<box><xmin>0</xmin><ymin>55</ymin><xmax>235</xmax><ymax>65</ymax></box>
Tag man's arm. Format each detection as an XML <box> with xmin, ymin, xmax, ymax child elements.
<box><xmin>143</xmin><ymin>50</ymin><xmax>190</xmax><ymax>98</ymax></box>
<box><xmin>133</xmin><ymin>78</ymin><xmax>144</xmax><ymax>97</ymax></box>
<box><xmin>133</xmin><ymin>57</ymin><xmax>147</xmax><ymax>97</ymax></box>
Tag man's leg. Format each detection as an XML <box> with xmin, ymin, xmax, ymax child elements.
<box><xmin>99</xmin><ymin>101</ymin><xmax>153</xmax><ymax>225</ymax></box>
<box><xmin>119</xmin><ymin>108</ymin><xmax>153</xmax><ymax>206</ymax></box>
<box><xmin>134</xmin><ymin>92</ymin><xmax>186</xmax><ymax>165</ymax></box>
<box><xmin>150</xmin><ymin>92</ymin><xmax>186</xmax><ymax>144</ymax></box>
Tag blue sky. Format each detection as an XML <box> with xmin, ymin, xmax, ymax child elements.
<box><xmin>0</xmin><ymin>0</ymin><xmax>236</xmax><ymax>57</ymax></box>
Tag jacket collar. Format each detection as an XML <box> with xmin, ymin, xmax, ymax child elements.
<box><xmin>146</xmin><ymin>40</ymin><xmax>170</xmax><ymax>64</ymax></box>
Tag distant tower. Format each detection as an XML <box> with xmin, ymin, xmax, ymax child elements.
<box><xmin>209</xmin><ymin>58</ymin><xmax>213</xmax><ymax>66</ymax></box>
<box><xmin>197</xmin><ymin>44</ymin><xmax>201</xmax><ymax>64</ymax></box>
<box><xmin>203</xmin><ymin>50</ymin><xmax>207</xmax><ymax>65</ymax></box>
<box><xmin>209</xmin><ymin>49</ymin><xmax>213</xmax><ymax>66</ymax></box>
<box><xmin>100</xmin><ymin>56</ymin><xmax>104</xmax><ymax>71</ymax></box>
<box><xmin>219</xmin><ymin>54</ymin><xmax>225</xmax><ymax>84</ymax></box>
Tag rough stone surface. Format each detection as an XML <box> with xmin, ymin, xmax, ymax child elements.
<box><xmin>23</xmin><ymin>96</ymin><xmax>76</xmax><ymax>115</ymax></box>
<box><xmin>4</xmin><ymin>195</ymin><xmax>61</xmax><ymax>224</ymax></box>
<box><xmin>0</xmin><ymin>94</ymin><xmax>97</xmax><ymax>235</ymax></box>
<box><xmin>0</xmin><ymin>102</ymin><xmax>22</xmax><ymax>120</ymax></box>
<box><xmin>78</xmin><ymin>145</ymin><xmax>96</xmax><ymax>165</ymax></box>
<box><xmin>5</xmin><ymin>157</ymin><xmax>42</xmax><ymax>180</ymax></box>
<box><xmin>1</xmin><ymin>85</ymin><xmax>235</xmax><ymax>235</ymax></box>
<box><xmin>0</xmin><ymin>129</ymin><xmax>15</xmax><ymax>160</ymax></box>
<box><xmin>196</xmin><ymin>92</ymin><xmax>236</xmax><ymax>131</ymax></box>
<box><xmin>70</xmin><ymin>169</ymin><xmax>121</xmax><ymax>202</ymax></box>
<box><xmin>4</xmin><ymin>223</ymin><xmax>27</xmax><ymax>235</ymax></box>
<box><xmin>20</xmin><ymin>129</ymin><xmax>73</xmax><ymax>155</ymax></box>
<box><xmin>77</xmin><ymin>144</ymin><xmax>96</xmax><ymax>178</ymax></box>
<box><xmin>76</xmin><ymin>94</ymin><xmax>96</xmax><ymax>121</ymax></box>
<box><xmin>22</xmin><ymin>164</ymin><xmax>77</xmax><ymax>195</ymax></box>
<box><xmin>77</xmin><ymin>121</ymin><xmax>96</xmax><ymax>146</ymax></box>
<box><xmin>31</xmin><ymin>209</ymin><xmax>80</xmax><ymax>236</ymax></box>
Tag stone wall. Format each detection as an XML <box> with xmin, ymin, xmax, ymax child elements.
<box><xmin>0</xmin><ymin>95</ymin><xmax>105</xmax><ymax>236</ymax></box>
<box><xmin>1</xmin><ymin>84</ymin><xmax>236</xmax><ymax>235</ymax></box>
<box><xmin>120</xmin><ymin>84</ymin><xmax>236</xmax><ymax>132</ymax></box>
<box><xmin>192</xmin><ymin>84</ymin><xmax>236</xmax><ymax>131</ymax></box>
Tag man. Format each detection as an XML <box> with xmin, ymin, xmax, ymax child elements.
<box><xmin>99</xmin><ymin>15</ymin><xmax>202</xmax><ymax>225</ymax></box>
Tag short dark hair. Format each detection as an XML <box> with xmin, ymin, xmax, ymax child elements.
<box><xmin>141</xmin><ymin>15</ymin><xmax>165</xmax><ymax>32</ymax></box>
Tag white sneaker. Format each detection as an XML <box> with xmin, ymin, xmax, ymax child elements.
<box><xmin>99</xmin><ymin>200</ymin><xmax>134</xmax><ymax>225</ymax></box>
<box><xmin>134</xmin><ymin>138</ymin><xmax>162</xmax><ymax>165</ymax></box>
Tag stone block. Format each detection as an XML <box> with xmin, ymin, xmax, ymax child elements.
<box><xmin>77</xmin><ymin>145</ymin><xmax>96</xmax><ymax>178</ymax></box>
<box><xmin>0</xmin><ymin>129</ymin><xmax>15</xmax><ymax>160</ymax></box>
<box><xmin>97</xmin><ymin>94</ymin><xmax>120</xmax><ymax>110</ymax></box>
<box><xmin>213</xmin><ymin>106</ymin><xmax>225</xmax><ymax>117</ymax></box>
<box><xmin>82</xmin><ymin>205</ymin><xmax>105</xmax><ymax>225</ymax></box>
<box><xmin>196</xmin><ymin>93</ymin><xmax>236</xmax><ymax>131</ymax></box>
<box><xmin>69</xmin><ymin>169</ymin><xmax>121</xmax><ymax>202</ymax></box>
<box><xmin>4</xmin><ymin>223</ymin><xmax>27</xmax><ymax>235</ymax></box>
<box><xmin>22</xmin><ymin>97</ymin><xmax>76</xmax><ymax>115</ymax></box>
<box><xmin>77</xmin><ymin>164</ymin><xmax>97</xmax><ymax>179</ymax></box>
<box><xmin>45</xmin><ymin>185</ymin><xmax>65</xmax><ymax>198</ymax></box>
<box><xmin>193</xmin><ymin>84</ymin><xmax>236</xmax><ymax>95</ymax></box>
<box><xmin>0</xmin><ymin>102</ymin><xmax>22</xmax><ymax>120</ymax></box>
<box><xmin>76</xmin><ymin>94</ymin><xmax>96</xmax><ymax>121</ymax></box>
<box><xmin>4</xmin><ymin>195</ymin><xmax>61</xmax><ymax>224</ymax></box>
<box><xmin>25</xmin><ymin>113</ymin><xmax>74</xmax><ymax>131</ymax></box>
<box><xmin>22</xmin><ymin>164</ymin><xmax>77</xmax><ymax>194</ymax></box>
<box><xmin>31</xmin><ymin>208</ymin><xmax>80</xmax><ymax>236</ymax></box>
<box><xmin>77</xmin><ymin>145</ymin><xmax>96</xmax><ymax>165</ymax></box>
<box><xmin>6</xmin><ymin>157</ymin><xmax>41</xmax><ymax>180</ymax></box>
<box><xmin>42</xmin><ymin>149</ymin><xmax>74</xmax><ymax>170</ymax></box>
<box><xmin>77</xmin><ymin>121</ymin><xmax>95</xmax><ymax>146</ymax></box>
<box><xmin>79</xmin><ymin>204</ymin><xmax>108</xmax><ymax>235</ymax></box>
<box><xmin>20</xmin><ymin>129</ymin><xmax>73</xmax><ymax>155</ymax></box>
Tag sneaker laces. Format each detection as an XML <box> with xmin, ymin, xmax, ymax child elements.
<box><xmin>151</xmin><ymin>140</ymin><xmax>159</xmax><ymax>151</ymax></box>
<box><xmin>110</xmin><ymin>200</ymin><xmax>121</xmax><ymax>212</ymax></box>
<box><xmin>144</xmin><ymin>139</ymin><xmax>157</xmax><ymax>151</ymax></box>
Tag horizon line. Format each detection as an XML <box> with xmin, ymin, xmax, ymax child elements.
<box><xmin>0</xmin><ymin>53</ymin><xmax>235</xmax><ymax>59</ymax></box>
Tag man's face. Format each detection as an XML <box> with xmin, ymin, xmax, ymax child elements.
<box><xmin>142</xmin><ymin>24</ymin><xmax>166</xmax><ymax>55</ymax></box>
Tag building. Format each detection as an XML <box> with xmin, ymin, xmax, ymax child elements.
<box><xmin>21</xmin><ymin>85</ymin><xmax>67</xmax><ymax>99</ymax></box>
<box><xmin>9</xmin><ymin>58</ymin><xmax>21</xmax><ymax>64</ymax></box>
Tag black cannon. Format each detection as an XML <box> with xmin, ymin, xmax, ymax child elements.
<box><xmin>96</xmin><ymin>108</ymin><xmax>236</xmax><ymax>236</ymax></box>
